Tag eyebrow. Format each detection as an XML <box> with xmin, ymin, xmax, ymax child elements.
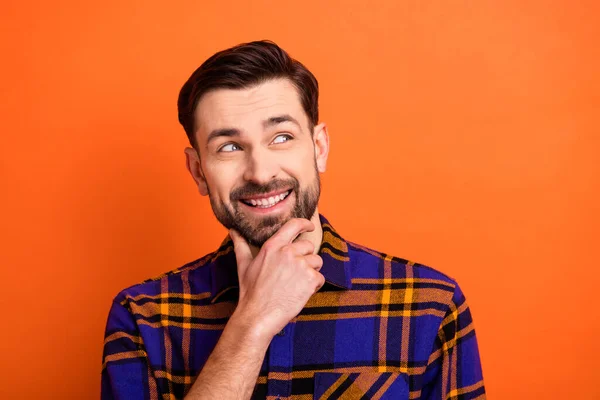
<box><xmin>205</xmin><ymin>114</ymin><xmax>302</xmax><ymax>146</ymax></box>
<box><xmin>263</xmin><ymin>114</ymin><xmax>301</xmax><ymax>130</ymax></box>
<box><xmin>206</xmin><ymin>128</ymin><xmax>240</xmax><ymax>146</ymax></box>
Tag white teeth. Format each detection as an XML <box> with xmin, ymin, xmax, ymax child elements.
<box><xmin>244</xmin><ymin>190</ymin><xmax>291</xmax><ymax>208</ymax></box>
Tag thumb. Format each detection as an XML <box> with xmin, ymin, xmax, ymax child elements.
<box><xmin>229</xmin><ymin>229</ymin><xmax>253</xmax><ymax>274</ymax></box>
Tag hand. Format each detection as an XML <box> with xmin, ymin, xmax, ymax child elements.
<box><xmin>229</xmin><ymin>218</ymin><xmax>325</xmax><ymax>340</ymax></box>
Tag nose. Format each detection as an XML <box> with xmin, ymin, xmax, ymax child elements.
<box><xmin>242</xmin><ymin>147</ymin><xmax>280</xmax><ymax>184</ymax></box>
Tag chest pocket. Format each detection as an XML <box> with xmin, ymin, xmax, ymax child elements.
<box><xmin>314</xmin><ymin>372</ymin><xmax>409</xmax><ymax>399</ymax></box>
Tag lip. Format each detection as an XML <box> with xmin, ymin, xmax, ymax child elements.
<box><xmin>238</xmin><ymin>189</ymin><xmax>293</xmax><ymax>214</ymax></box>
<box><xmin>239</xmin><ymin>188</ymin><xmax>292</xmax><ymax>201</ymax></box>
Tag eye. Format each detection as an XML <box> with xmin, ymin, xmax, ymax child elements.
<box><xmin>272</xmin><ymin>134</ymin><xmax>292</xmax><ymax>144</ymax></box>
<box><xmin>219</xmin><ymin>143</ymin><xmax>241</xmax><ymax>152</ymax></box>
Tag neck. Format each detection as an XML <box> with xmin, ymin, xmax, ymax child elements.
<box><xmin>249</xmin><ymin>209</ymin><xmax>323</xmax><ymax>258</ymax></box>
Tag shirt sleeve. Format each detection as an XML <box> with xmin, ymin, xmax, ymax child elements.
<box><xmin>420</xmin><ymin>281</ymin><xmax>486</xmax><ymax>399</ymax></box>
<box><xmin>101</xmin><ymin>298</ymin><xmax>160</xmax><ymax>400</ymax></box>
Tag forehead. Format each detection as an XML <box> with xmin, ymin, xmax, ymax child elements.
<box><xmin>194</xmin><ymin>78</ymin><xmax>309</xmax><ymax>139</ymax></box>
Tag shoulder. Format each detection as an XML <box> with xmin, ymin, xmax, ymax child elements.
<box><xmin>347</xmin><ymin>241</ymin><xmax>456</xmax><ymax>282</ymax></box>
<box><xmin>111</xmin><ymin>243</ymin><xmax>230</xmax><ymax>308</ymax></box>
<box><xmin>346</xmin><ymin>240</ymin><xmax>463</xmax><ymax>305</ymax></box>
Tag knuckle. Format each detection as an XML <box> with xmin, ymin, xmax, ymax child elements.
<box><xmin>309</xmin><ymin>269</ymin><xmax>322</xmax><ymax>282</ymax></box>
<box><xmin>296</xmin><ymin>240</ymin><xmax>313</xmax><ymax>254</ymax></box>
<box><xmin>288</xmin><ymin>218</ymin><xmax>302</xmax><ymax>227</ymax></box>
<box><xmin>281</xmin><ymin>244</ymin><xmax>294</xmax><ymax>255</ymax></box>
<box><xmin>311</xmin><ymin>272</ymin><xmax>325</xmax><ymax>288</ymax></box>
<box><xmin>262</xmin><ymin>240</ymin><xmax>276</xmax><ymax>252</ymax></box>
<box><xmin>281</xmin><ymin>246</ymin><xmax>297</xmax><ymax>262</ymax></box>
<box><xmin>292</xmin><ymin>217</ymin><xmax>310</xmax><ymax>229</ymax></box>
<box><xmin>308</xmin><ymin>254</ymin><xmax>322</xmax><ymax>267</ymax></box>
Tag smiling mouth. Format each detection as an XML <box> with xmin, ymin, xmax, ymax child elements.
<box><xmin>240</xmin><ymin>190</ymin><xmax>292</xmax><ymax>208</ymax></box>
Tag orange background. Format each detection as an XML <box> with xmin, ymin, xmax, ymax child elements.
<box><xmin>1</xmin><ymin>1</ymin><xmax>599</xmax><ymax>398</ymax></box>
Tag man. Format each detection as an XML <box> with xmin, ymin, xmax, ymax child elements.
<box><xmin>101</xmin><ymin>40</ymin><xmax>485</xmax><ymax>400</ymax></box>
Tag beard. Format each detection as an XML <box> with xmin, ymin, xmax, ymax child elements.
<box><xmin>208</xmin><ymin>167</ymin><xmax>320</xmax><ymax>248</ymax></box>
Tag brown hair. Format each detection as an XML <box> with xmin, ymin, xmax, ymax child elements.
<box><xmin>177</xmin><ymin>40</ymin><xmax>320</xmax><ymax>150</ymax></box>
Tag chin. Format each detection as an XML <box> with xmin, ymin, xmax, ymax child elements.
<box><xmin>247</xmin><ymin>218</ymin><xmax>289</xmax><ymax>245</ymax></box>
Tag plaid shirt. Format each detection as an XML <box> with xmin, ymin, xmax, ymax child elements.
<box><xmin>102</xmin><ymin>215</ymin><xmax>485</xmax><ymax>399</ymax></box>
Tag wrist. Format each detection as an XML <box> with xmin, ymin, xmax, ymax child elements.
<box><xmin>226</xmin><ymin>309</ymin><xmax>274</xmax><ymax>349</ymax></box>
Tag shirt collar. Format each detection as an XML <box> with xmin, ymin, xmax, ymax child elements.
<box><xmin>210</xmin><ymin>214</ymin><xmax>352</xmax><ymax>303</ymax></box>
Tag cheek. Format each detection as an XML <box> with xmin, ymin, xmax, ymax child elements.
<box><xmin>205</xmin><ymin>164</ymin><xmax>240</xmax><ymax>201</ymax></box>
<box><xmin>280</xmin><ymin>151</ymin><xmax>317</xmax><ymax>183</ymax></box>
<box><xmin>299</xmin><ymin>146</ymin><xmax>318</xmax><ymax>174</ymax></box>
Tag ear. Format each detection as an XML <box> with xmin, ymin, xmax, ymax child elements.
<box><xmin>312</xmin><ymin>122</ymin><xmax>330</xmax><ymax>173</ymax></box>
<box><xmin>184</xmin><ymin>147</ymin><xmax>209</xmax><ymax>196</ymax></box>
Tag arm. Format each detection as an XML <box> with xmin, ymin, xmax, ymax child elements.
<box><xmin>184</xmin><ymin>218</ymin><xmax>324</xmax><ymax>400</ymax></box>
<box><xmin>183</xmin><ymin>311</ymin><xmax>270</xmax><ymax>399</ymax></box>
<box><xmin>421</xmin><ymin>282</ymin><xmax>486</xmax><ymax>400</ymax></box>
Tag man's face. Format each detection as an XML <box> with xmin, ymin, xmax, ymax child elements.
<box><xmin>186</xmin><ymin>78</ymin><xmax>329</xmax><ymax>247</ymax></box>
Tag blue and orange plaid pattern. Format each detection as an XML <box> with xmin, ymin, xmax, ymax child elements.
<box><xmin>102</xmin><ymin>215</ymin><xmax>485</xmax><ymax>399</ymax></box>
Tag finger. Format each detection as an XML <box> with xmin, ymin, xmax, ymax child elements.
<box><xmin>266</xmin><ymin>218</ymin><xmax>315</xmax><ymax>247</ymax></box>
<box><xmin>289</xmin><ymin>239</ymin><xmax>315</xmax><ymax>256</ymax></box>
<box><xmin>304</xmin><ymin>254</ymin><xmax>324</xmax><ymax>271</ymax></box>
<box><xmin>229</xmin><ymin>229</ymin><xmax>253</xmax><ymax>274</ymax></box>
<box><xmin>312</xmin><ymin>271</ymin><xmax>325</xmax><ymax>292</ymax></box>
